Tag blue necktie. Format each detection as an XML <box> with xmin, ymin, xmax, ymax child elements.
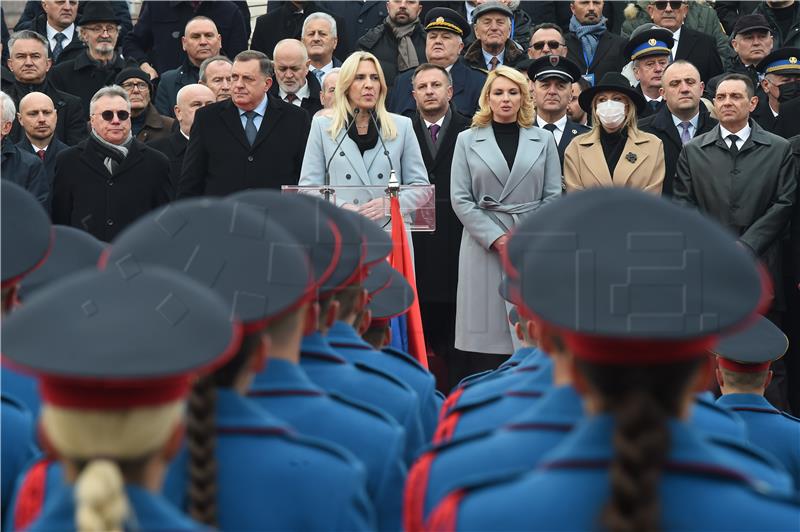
<box><xmin>244</xmin><ymin>111</ymin><xmax>258</xmax><ymax>145</ymax></box>
<box><xmin>52</xmin><ymin>33</ymin><xmax>67</xmax><ymax>61</ymax></box>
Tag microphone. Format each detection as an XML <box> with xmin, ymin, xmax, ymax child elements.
<box><xmin>323</xmin><ymin>108</ymin><xmax>360</xmax><ymax>201</ymax></box>
<box><xmin>368</xmin><ymin>110</ymin><xmax>399</xmax><ymax>192</ymax></box>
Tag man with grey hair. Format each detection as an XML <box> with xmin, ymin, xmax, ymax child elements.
<box><xmin>303</xmin><ymin>12</ymin><xmax>341</xmax><ymax>82</ymax></box>
<box><xmin>199</xmin><ymin>55</ymin><xmax>233</xmax><ymax>101</ymax></box>
<box><xmin>463</xmin><ymin>1</ymin><xmax>525</xmax><ymax>71</ymax></box>
<box><xmin>1</xmin><ymin>91</ymin><xmax>49</xmax><ymax>208</ymax></box>
<box><xmin>178</xmin><ymin>50</ymin><xmax>311</xmax><ymax>198</ymax></box>
<box><xmin>251</xmin><ymin>2</ymin><xmax>347</xmax><ymax>63</ymax></box>
<box><xmin>49</xmin><ymin>1</ymin><xmax>136</xmax><ymax>118</ymax></box>
<box><xmin>268</xmin><ymin>39</ymin><xmax>322</xmax><ymax>117</ymax></box>
<box><xmin>51</xmin><ymin>85</ymin><xmax>171</xmax><ymax>241</ymax></box>
<box><xmin>319</xmin><ymin>67</ymin><xmax>340</xmax><ymax>112</ymax></box>
<box><xmin>4</xmin><ymin>30</ymin><xmax>85</xmax><ymax>145</ymax></box>
<box><xmin>14</xmin><ymin>0</ymin><xmax>84</xmax><ymax>64</ymax></box>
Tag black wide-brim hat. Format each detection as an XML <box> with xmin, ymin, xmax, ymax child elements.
<box><xmin>77</xmin><ymin>1</ymin><xmax>124</xmax><ymax>26</ymax></box>
<box><xmin>578</xmin><ymin>72</ymin><xmax>646</xmax><ymax>114</ymax></box>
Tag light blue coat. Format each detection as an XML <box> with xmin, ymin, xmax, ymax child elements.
<box><xmin>450</xmin><ymin>125</ymin><xmax>561</xmax><ymax>354</ymax></box>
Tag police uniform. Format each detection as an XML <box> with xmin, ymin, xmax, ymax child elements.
<box><xmin>424</xmin><ymin>188</ymin><xmax>800</xmax><ymax>530</ymax></box>
<box><xmin>2</xmin><ymin>265</ymin><xmax>241</xmax><ymax>531</ymax></box>
<box><xmin>714</xmin><ymin>316</ymin><xmax>800</xmax><ymax>489</ymax></box>
<box><xmin>0</xmin><ymin>182</ymin><xmax>52</xmax><ymax>419</ymax></box>
<box><xmin>227</xmin><ymin>190</ymin><xmax>407</xmax><ymax>532</ymax></box>
<box><xmin>106</xmin><ymin>198</ymin><xmax>375</xmax><ymax>530</ymax></box>
<box><xmin>624</xmin><ymin>25</ymin><xmax>674</xmax><ymax>119</ymax></box>
<box><xmin>755</xmin><ymin>48</ymin><xmax>800</xmax><ymax>134</ymax></box>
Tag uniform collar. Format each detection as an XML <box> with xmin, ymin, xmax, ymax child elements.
<box><xmin>251</xmin><ymin>358</ymin><xmax>323</xmax><ymax>393</ymax></box>
<box><xmin>506</xmin><ymin>385</ymin><xmax>583</xmax><ymax>426</ymax></box>
<box><xmin>215</xmin><ymin>388</ymin><xmax>292</xmax><ymax>431</ymax></box>
<box><xmin>716</xmin><ymin>393</ymin><xmax>777</xmax><ymax>411</ymax></box>
<box><xmin>327</xmin><ymin>321</ymin><xmax>373</xmax><ymax>349</ymax></box>
<box><xmin>501</xmin><ymin>346</ymin><xmax>538</xmax><ymax>369</ymax></box>
<box><xmin>300</xmin><ymin>331</ymin><xmax>348</xmax><ymax>362</ymax></box>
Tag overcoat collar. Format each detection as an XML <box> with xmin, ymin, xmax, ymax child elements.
<box><xmin>470</xmin><ymin>125</ymin><xmax>547</xmax><ymax>201</ymax></box>
<box><xmin>575</xmin><ymin>127</ymin><xmax>655</xmax><ymax>188</ymax></box>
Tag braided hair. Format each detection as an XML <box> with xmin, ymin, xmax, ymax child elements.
<box><xmin>575</xmin><ymin>358</ymin><xmax>704</xmax><ymax>532</ymax></box>
<box><xmin>186</xmin><ymin>332</ymin><xmax>263</xmax><ymax>526</ymax></box>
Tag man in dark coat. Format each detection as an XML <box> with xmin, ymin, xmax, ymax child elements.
<box><xmin>753</xmin><ymin>47</ymin><xmax>800</xmax><ymax>135</ymax></box>
<box><xmin>357</xmin><ymin>0</ymin><xmax>426</xmax><ymax>89</ymax></box>
<box><xmin>115</xmin><ymin>68</ymin><xmax>175</xmax><ymax>144</ymax></box>
<box><xmin>268</xmin><ymin>39</ymin><xmax>323</xmax><ymax>117</ymax></box>
<box><xmin>251</xmin><ymin>1</ymin><xmax>348</xmax><ymax>63</ymax></box>
<box><xmin>565</xmin><ymin>0</ymin><xmax>627</xmax><ymax>86</ymax></box>
<box><xmin>646</xmin><ymin>0</ymin><xmax>723</xmax><ymax>84</ymax></box>
<box><xmin>149</xmin><ymin>84</ymin><xmax>215</xmax><ymax>193</ymax></box>
<box><xmin>626</xmin><ymin>24</ymin><xmax>673</xmax><ymax>120</ymax></box>
<box><xmin>408</xmin><ymin>63</ymin><xmax>469</xmax><ymax>383</ymax></box>
<box><xmin>4</xmin><ymin>30</ymin><xmax>86</xmax><ymax>146</ymax></box>
<box><xmin>49</xmin><ymin>2</ymin><xmax>137</xmax><ymax>118</ymax></box>
<box><xmin>639</xmin><ymin>60</ymin><xmax>717</xmax><ymax>196</ymax></box>
<box><xmin>14</xmin><ymin>91</ymin><xmax>69</xmax><ymax>192</ymax></box>
<box><xmin>51</xmin><ymin>86</ymin><xmax>171</xmax><ymax>242</ymax></box>
<box><xmin>753</xmin><ymin>0</ymin><xmax>800</xmax><ymax>49</ymax></box>
<box><xmin>463</xmin><ymin>2</ymin><xmax>525</xmax><ymax>72</ymax></box>
<box><xmin>674</xmin><ymin>73</ymin><xmax>797</xmax><ymax>410</ymax></box>
<box><xmin>318</xmin><ymin>1</ymin><xmax>388</xmax><ymax>57</ymax></box>
<box><xmin>1</xmin><ymin>92</ymin><xmax>49</xmax><ymax>209</ymax></box>
<box><xmin>153</xmin><ymin>16</ymin><xmax>222</xmax><ymax>118</ymax></box>
<box><xmin>389</xmin><ymin>8</ymin><xmax>485</xmax><ymax>117</ymax></box>
<box><xmin>706</xmin><ymin>14</ymin><xmax>774</xmax><ymax>99</ymax></box>
<box><xmin>177</xmin><ymin>51</ymin><xmax>311</xmax><ymax>198</ymax></box>
<box><xmin>13</xmin><ymin>0</ymin><xmax>85</xmax><ymax>65</ymax></box>
<box><xmin>303</xmin><ymin>12</ymin><xmax>343</xmax><ymax>81</ymax></box>
<box><xmin>123</xmin><ymin>0</ymin><xmax>247</xmax><ymax>77</ymax></box>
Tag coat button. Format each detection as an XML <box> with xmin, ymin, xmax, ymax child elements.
<box><xmin>106</xmin><ymin>219</ymin><xmax>114</xmax><ymax>226</ymax></box>
<box><xmin>107</xmin><ymin>180</ymin><xmax>113</xmax><ymax>186</ymax></box>
<box><xmin>377</xmin><ymin>173</ymin><xmax>383</xmax><ymax>179</ymax></box>
<box><xmin>353</xmin><ymin>199</ymin><xmax>359</xmax><ymax>205</ymax></box>
<box><xmin>731</xmin><ymin>169</ymin><xmax>740</xmax><ymax>175</ymax></box>
<box><xmin>340</xmin><ymin>151</ymin><xmax>345</xmax><ymax>156</ymax></box>
<box><xmin>248</xmin><ymin>155</ymin><xmax>254</xmax><ymax>162</ymax></box>
<box><xmin>345</xmin><ymin>174</ymin><xmax>351</xmax><ymax>180</ymax></box>
<box><xmin>358</xmin><ymin>18</ymin><xmax>363</xmax><ymax>23</ymax></box>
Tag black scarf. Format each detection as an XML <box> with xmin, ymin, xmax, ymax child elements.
<box><xmin>348</xmin><ymin>115</ymin><xmax>378</xmax><ymax>154</ymax></box>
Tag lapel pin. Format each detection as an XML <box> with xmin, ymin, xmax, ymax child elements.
<box><xmin>571</xmin><ymin>129</ymin><xmax>577</xmax><ymax>134</ymax></box>
<box><xmin>625</xmin><ymin>152</ymin><xmax>637</xmax><ymax>163</ymax></box>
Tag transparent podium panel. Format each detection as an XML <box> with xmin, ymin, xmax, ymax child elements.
<box><xmin>282</xmin><ymin>184</ymin><xmax>436</xmax><ymax>232</ymax></box>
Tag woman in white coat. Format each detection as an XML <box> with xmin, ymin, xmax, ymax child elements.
<box><xmin>451</xmin><ymin>65</ymin><xmax>561</xmax><ymax>372</ymax></box>
<box><xmin>299</xmin><ymin>51</ymin><xmax>430</xmax><ymax>225</ymax></box>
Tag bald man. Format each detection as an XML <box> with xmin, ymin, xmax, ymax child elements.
<box><xmin>268</xmin><ymin>39</ymin><xmax>323</xmax><ymax>117</ymax></box>
<box><xmin>15</xmin><ymin>91</ymin><xmax>68</xmax><ymax>191</ymax></box>
<box><xmin>149</xmin><ymin>83</ymin><xmax>215</xmax><ymax>192</ymax></box>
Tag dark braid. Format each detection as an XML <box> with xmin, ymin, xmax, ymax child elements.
<box><xmin>186</xmin><ymin>331</ymin><xmax>265</xmax><ymax>526</ymax></box>
<box><xmin>187</xmin><ymin>375</ymin><xmax>217</xmax><ymax>527</ymax></box>
<box><xmin>576</xmin><ymin>359</ymin><xmax>703</xmax><ymax>532</ymax></box>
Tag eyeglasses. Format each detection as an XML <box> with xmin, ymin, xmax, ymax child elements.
<box><xmin>84</xmin><ymin>25</ymin><xmax>118</xmax><ymax>34</ymax></box>
<box><xmin>652</xmin><ymin>1</ymin><xmax>686</xmax><ymax>10</ymax></box>
<box><xmin>121</xmin><ymin>82</ymin><xmax>149</xmax><ymax>92</ymax></box>
<box><xmin>96</xmin><ymin>110</ymin><xmax>130</xmax><ymax>121</ymax></box>
<box><xmin>530</xmin><ymin>40</ymin><xmax>564</xmax><ymax>51</ymax></box>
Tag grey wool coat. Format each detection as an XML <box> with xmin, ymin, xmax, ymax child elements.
<box><xmin>451</xmin><ymin>125</ymin><xmax>562</xmax><ymax>354</ymax></box>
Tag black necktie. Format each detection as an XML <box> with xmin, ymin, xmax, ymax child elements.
<box><xmin>542</xmin><ymin>123</ymin><xmax>557</xmax><ymax>134</ymax></box>
<box><xmin>52</xmin><ymin>33</ymin><xmax>66</xmax><ymax>61</ymax></box>
<box><xmin>728</xmin><ymin>134</ymin><xmax>739</xmax><ymax>156</ymax></box>
<box><xmin>649</xmin><ymin>100</ymin><xmax>660</xmax><ymax>112</ymax></box>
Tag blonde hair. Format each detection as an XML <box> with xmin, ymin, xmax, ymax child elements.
<box><xmin>589</xmin><ymin>91</ymin><xmax>640</xmax><ymax>135</ymax></box>
<box><xmin>328</xmin><ymin>51</ymin><xmax>397</xmax><ymax>140</ymax></box>
<box><xmin>41</xmin><ymin>402</ymin><xmax>184</xmax><ymax>532</ymax></box>
<box><xmin>472</xmin><ymin>66</ymin><xmax>535</xmax><ymax>128</ymax></box>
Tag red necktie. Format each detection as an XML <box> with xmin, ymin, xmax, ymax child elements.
<box><xmin>285</xmin><ymin>93</ymin><xmax>298</xmax><ymax>103</ymax></box>
<box><xmin>37</xmin><ymin>149</ymin><xmax>46</xmax><ymax>161</ymax></box>
<box><xmin>489</xmin><ymin>57</ymin><xmax>499</xmax><ymax>70</ymax></box>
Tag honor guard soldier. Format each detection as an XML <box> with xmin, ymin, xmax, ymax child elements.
<box><xmin>296</xmin><ymin>196</ymin><xmax>427</xmax><ymax>463</ymax></box>
<box><xmin>715</xmin><ymin>316</ymin><xmax>800</xmax><ymax>489</ymax></box>
<box><xmin>105</xmin><ymin>198</ymin><xmax>375</xmax><ymax>530</ymax></box>
<box><xmin>2</xmin><ymin>265</ymin><xmax>241</xmax><ymax>531</ymax></box>
<box><xmin>425</xmin><ymin>188</ymin><xmax>800</xmax><ymax>531</ymax></box>
<box><xmin>227</xmin><ymin>189</ymin><xmax>408</xmax><ymax>532</ymax></box>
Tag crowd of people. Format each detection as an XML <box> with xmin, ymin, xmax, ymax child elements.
<box><xmin>2</xmin><ymin>0</ymin><xmax>800</xmax><ymax>530</ymax></box>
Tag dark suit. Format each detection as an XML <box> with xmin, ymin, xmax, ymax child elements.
<box><xmin>565</xmin><ymin>30</ymin><xmax>627</xmax><ymax>85</ymax></box>
<box><xmin>635</xmin><ymin>84</ymin><xmax>666</xmax><ymax>120</ymax></box>
<box><xmin>51</xmin><ymin>137</ymin><xmax>171</xmax><ymax>242</ymax></box>
<box><xmin>639</xmin><ymin>103</ymin><xmax>717</xmax><ymax>196</ymax></box>
<box><xmin>752</xmin><ymin>93</ymin><xmax>779</xmax><ymax>134</ymax></box>
<box><xmin>388</xmin><ymin>58</ymin><xmax>487</xmax><ymax>118</ymax></box>
<box><xmin>268</xmin><ymin>72</ymin><xmax>323</xmax><ymax>118</ymax></box>
<box><xmin>148</xmin><ymin>130</ymin><xmax>187</xmax><ymax>195</ymax></box>
<box><xmin>357</xmin><ymin>21</ymin><xmax>427</xmax><ymax>89</ymax></box>
<box><xmin>177</xmin><ymin>96</ymin><xmax>311</xmax><ymax>198</ymax></box>
<box><xmin>410</xmin><ymin>108</ymin><xmax>469</xmax><ymax>366</ymax></box>
<box><xmin>1</xmin><ymin>138</ymin><xmax>49</xmax><ymax>209</ymax></box>
<box><xmin>674</xmin><ymin>26</ymin><xmax>723</xmax><ymax>84</ymax></box>
<box><xmin>317</xmin><ymin>1</ymin><xmax>387</xmax><ymax>57</ymax></box>
<box><xmin>49</xmin><ymin>52</ymin><xmax>138</xmax><ymax>118</ymax></box>
<box><xmin>537</xmin><ymin>117</ymin><xmax>591</xmax><ymax>168</ymax></box>
<box><xmin>14</xmin><ymin>15</ymin><xmax>84</xmax><ymax>65</ymax></box>
<box><xmin>15</xmin><ymin>135</ymin><xmax>68</xmax><ymax>190</ymax></box>
<box><xmin>775</xmin><ymin>97</ymin><xmax>800</xmax><ymax>139</ymax></box>
<box><xmin>3</xmin><ymin>79</ymin><xmax>87</xmax><ymax>146</ymax></box>
<box><xmin>153</xmin><ymin>60</ymin><xmax>200</xmax><ymax>118</ymax></box>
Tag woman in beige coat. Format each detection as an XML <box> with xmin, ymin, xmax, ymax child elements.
<box><xmin>564</xmin><ymin>72</ymin><xmax>665</xmax><ymax>194</ymax></box>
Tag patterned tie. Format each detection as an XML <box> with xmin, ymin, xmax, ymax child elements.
<box><xmin>429</xmin><ymin>124</ymin><xmax>440</xmax><ymax>143</ymax></box>
<box><xmin>52</xmin><ymin>32</ymin><xmax>66</xmax><ymax>61</ymax></box>
<box><xmin>489</xmin><ymin>56</ymin><xmax>499</xmax><ymax>71</ymax></box>
<box><xmin>244</xmin><ymin>111</ymin><xmax>258</xmax><ymax>145</ymax></box>
<box><xmin>728</xmin><ymin>134</ymin><xmax>739</xmax><ymax>156</ymax></box>
<box><xmin>679</xmin><ymin>122</ymin><xmax>692</xmax><ymax>145</ymax></box>
<box><xmin>285</xmin><ymin>93</ymin><xmax>298</xmax><ymax>104</ymax></box>
<box><xmin>37</xmin><ymin>149</ymin><xmax>46</xmax><ymax>161</ymax></box>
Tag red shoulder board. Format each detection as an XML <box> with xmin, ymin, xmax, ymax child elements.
<box><xmin>424</xmin><ymin>488</ymin><xmax>465</xmax><ymax>532</ymax></box>
<box><xmin>404</xmin><ymin>451</ymin><xmax>437</xmax><ymax>532</ymax></box>
<box><xmin>14</xmin><ymin>458</ymin><xmax>53</xmax><ymax>530</ymax></box>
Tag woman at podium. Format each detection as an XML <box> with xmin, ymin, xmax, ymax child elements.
<box><xmin>299</xmin><ymin>51</ymin><xmax>429</xmax><ymax>222</ymax></box>
<box><xmin>450</xmin><ymin>65</ymin><xmax>561</xmax><ymax>372</ymax></box>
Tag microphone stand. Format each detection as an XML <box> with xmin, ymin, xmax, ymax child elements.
<box><xmin>367</xmin><ymin>110</ymin><xmax>400</xmax><ymax>200</ymax></box>
<box><xmin>322</xmin><ymin>108</ymin><xmax>360</xmax><ymax>202</ymax></box>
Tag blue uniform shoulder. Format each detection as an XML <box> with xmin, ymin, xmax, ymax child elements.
<box><xmin>381</xmin><ymin>346</ymin><xmax>429</xmax><ymax>375</ymax></box>
<box><xmin>1</xmin><ymin>393</ymin><xmax>30</xmax><ymax>414</ymax></box>
<box><xmin>353</xmin><ymin>360</ymin><xmax>415</xmax><ymax>393</ymax></box>
<box><xmin>328</xmin><ymin>391</ymin><xmax>401</xmax><ymax>427</ymax></box>
<box><xmin>779</xmin><ymin>411</ymin><xmax>800</xmax><ymax>423</ymax></box>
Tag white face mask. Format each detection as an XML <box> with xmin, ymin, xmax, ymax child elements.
<box><xmin>595</xmin><ymin>100</ymin><xmax>626</xmax><ymax>128</ymax></box>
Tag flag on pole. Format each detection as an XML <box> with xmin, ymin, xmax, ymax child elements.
<box><xmin>388</xmin><ymin>195</ymin><xmax>428</xmax><ymax>368</ymax></box>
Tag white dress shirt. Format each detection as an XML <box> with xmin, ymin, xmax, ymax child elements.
<box><xmin>279</xmin><ymin>81</ymin><xmax>310</xmax><ymax>107</ymax></box>
<box><xmin>719</xmin><ymin>123</ymin><xmax>751</xmax><ymax>150</ymax></box>
<box><xmin>46</xmin><ymin>23</ymin><xmax>74</xmax><ymax>50</ymax></box>
<box><xmin>536</xmin><ymin>114</ymin><xmax>567</xmax><ymax>146</ymax></box>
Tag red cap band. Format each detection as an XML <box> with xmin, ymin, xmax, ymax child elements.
<box><xmin>718</xmin><ymin>357</ymin><xmax>771</xmax><ymax>374</ymax></box>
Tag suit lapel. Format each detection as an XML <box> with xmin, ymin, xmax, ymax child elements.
<box><xmin>412</xmin><ymin>115</ymin><xmax>435</xmax><ymax>171</ymax></box>
<box><xmin>470</xmin><ymin>126</ymin><xmax>510</xmax><ymax>188</ymax></box>
<box><xmin>654</xmin><ymin>108</ymin><xmax>682</xmax><ymax>150</ymax></box>
<box><xmin>589</xmin><ymin>33</ymin><xmax>612</xmax><ymax>71</ymax></box>
<box><xmin>114</xmin><ymin>141</ymin><xmax>144</xmax><ymax>175</ymax></box>
<box><xmin>450</xmin><ymin>61</ymin><xmax>466</xmax><ymax>98</ymax></box>
<box><xmin>613</xmin><ymin>131</ymin><xmax>651</xmax><ymax>186</ymax></box>
<box><xmin>80</xmin><ymin>141</ymin><xmax>114</xmax><ymax>179</ymax></box>
<box><xmin>675</xmin><ymin>28</ymin><xmax>695</xmax><ymax>60</ymax></box>
<box><xmin>251</xmin><ymin>97</ymin><xmax>284</xmax><ymax>150</ymax></box>
<box><xmin>220</xmin><ymin>101</ymin><xmax>252</xmax><ymax>151</ymax></box>
<box><xmin>579</xmin><ymin>130</ymin><xmax>613</xmax><ymax>187</ymax></box>
<box><xmin>502</xmin><ymin>127</ymin><xmax>546</xmax><ymax>201</ymax></box>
